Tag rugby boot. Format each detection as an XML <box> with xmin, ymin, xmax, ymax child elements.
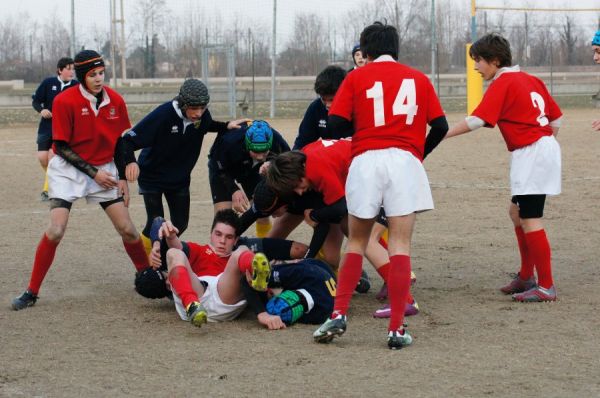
<box><xmin>355</xmin><ymin>269</ymin><xmax>371</xmax><ymax>293</ymax></box>
<box><xmin>512</xmin><ymin>286</ymin><xmax>557</xmax><ymax>302</ymax></box>
<box><xmin>250</xmin><ymin>252</ymin><xmax>271</xmax><ymax>292</ymax></box>
<box><xmin>387</xmin><ymin>327</ymin><xmax>413</xmax><ymax>350</ymax></box>
<box><xmin>500</xmin><ymin>273</ymin><xmax>537</xmax><ymax>294</ymax></box>
<box><xmin>186</xmin><ymin>301</ymin><xmax>207</xmax><ymax>327</ymax></box>
<box><xmin>313</xmin><ymin>314</ymin><xmax>347</xmax><ymax>343</ymax></box>
<box><xmin>12</xmin><ymin>290</ymin><xmax>38</xmax><ymax>311</ymax></box>
<box><xmin>372</xmin><ymin>300</ymin><xmax>420</xmax><ymax>318</ymax></box>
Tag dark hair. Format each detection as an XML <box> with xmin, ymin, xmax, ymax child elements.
<box><xmin>265</xmin><ymin>151</ymin><xmax>307</xmax><ymax>199</ymax></box>
<box><xmin>57</xmin><ymin>57</ymin><xmax>74</xmax><ymax>72</ymax></box>
<box><xmin>314</xmin><ymin>65</ymin><xmax>346</xmax><ymax>96</ymax></box>
<box><xmin>360</xmin><ymin>21</ymin><xmax>399</xmax><ymax>61</ymax></box>
<box><xmin>469</xmin><ymin>33</ymin><xmax>512</xmax><ymax>67</ymax></box>
<box><xmin>211</xmin><ymin>209</ymin><xmax>241</xmax><ymax>237</ymax></box>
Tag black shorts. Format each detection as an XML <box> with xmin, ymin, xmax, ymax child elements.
<box><xmin>37</xmin><ymin>132</ymin><xmax>52</xmax><ymax>151</ymax></box>
<box><xmin>209</xmin><ymin>167</ymin><xmax>262</xmax><ymax>204</ymax></box>
<box><xmin>511</xmin><ymin>195</ymin><xmax>546</xmax><ymax>219</ymax></box>
<box><xmin>287</xmin><ymin>190</ymin><xmax>326</xmax><ymax>215</ymax></box>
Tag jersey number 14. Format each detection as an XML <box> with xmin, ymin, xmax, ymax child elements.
<box><xmin>366</xmin><ymin>79</ymin><xmax>419</xmax><ymax>127</ymax></box>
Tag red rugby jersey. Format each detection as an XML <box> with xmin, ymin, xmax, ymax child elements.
<box><xmin>471</xmin><ymin>70</ymin><xmax>562</xmax><ymax>151</ymax></box>
<box><xmin>52</xmin><ymin>85</ymin><xmax>131</xmax><ymax>165</ymax></box>
<box><xmin>303</xmin><ymin>138</ymin><xmax>352</xmax><ymax>205</ymax></box>
<box><xmin>187</xmin><ymin>243</ymin><xmax>230</xmax><ymax>277</ymax></box>
<box><xmin>329</xmin><ymin>56</ymin><xmax>444</xmax><ymax>160</ymax></box>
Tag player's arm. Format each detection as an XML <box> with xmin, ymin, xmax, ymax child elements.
<box><xmin>239</xmin><ymin>276</ymin><xmax>286</xmax><ymax>330</ymax></box>
<box><xmin>550</xmin><ymin>116</ymin><xmax>562</xmax><ymax>137</ymax></box>
<box><xmin>31</xmin><ymin>81</ymin><xmax>46</xmax><ymax>113</ymax></box>
<box><xmin>445</xmin><ymin>116</ymin><xmax>485</xmax><ymax>140</ymax></box>
<box><xmin>309</xmin><ymin>197</ymin><xmax>347</xmax><ymax>224</ymax></box>
<box><xmin>305</xmin><ymin>222</ymin><xmax>330</xmax><ymax>258</ymax></box>
<box><xmin>423</xmin><ymin>115</ymin><xmax>449</xmax><ymax>158</ymax></box>
<box><xmin>327</xmin><ymin>115</ymin><xmax>354</xmax><ymax>138</ymax></box>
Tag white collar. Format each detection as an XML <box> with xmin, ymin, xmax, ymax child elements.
<box><xmin>79</xmin><ymin>85</ymin><xmax>110</xmax><ymax>116</ymax></box>
<box><xmin>172</xmin><ymin>100</ymin><xmax>195</xmax><ymax>132</ymax></box>
<box><xmin>372</xmin><ymin>54</ymin><xmax>396</xmax><ymax>63</ymax></box>
<box><xmin>493</xmin><ymin>65</ymin><xmax>520</xmax><ymax>80</ymax></box>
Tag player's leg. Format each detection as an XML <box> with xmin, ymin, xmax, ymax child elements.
<box><xmin>12</xmin><ymin>203</ymin><xmax>71</xmax><ymax>310</ymax></box>
<box><xmin>36</xmin><ymin>133</ymin><xmax>52</xmax><ymax>201</ymax></box>
<box><xmin>164</xmin><ymin>188</ymin><xmax>190</xmax><ymax>235</ymax></box>
<box><xmin>165</xmin><ymin>248</ymin><xmax>207</xmax><ymax>326</ymax></box>
<box><xmin>512</xmin><ymin>195</ymin><xmax>556</xmax><ymax>302</ymax></box>
<box><xmin>500</xmin><ymin>198</ymin><xmax>536</xmax><ymax>294</ymax></box>
<box><xmin>268</xmin><ymin>212</ymin><xmax>303</xmax><ymax>238</ymax></box>
<box><xmin>103</xmin><ymin>200</ymin><xmax>149</xmax><ymax>272</ymax></box>
<box><xmin>141</xmin><ymin>192</ymin><xmax>165</xmax><ymax>254</ymax></box>
<box><xmin>242</xmin><ymin>175</ymin><xmax>272</xmax><ymax>237</ymax></box>
<box><xmin>385</xmin><ymin>213</ymin><xmax>416</xmax><ymax>340</ymax></box>
<box><xmin>318</xmin><ymin>223</ymin><xmax>344</xmax><ymax>271</ymax></box>
<box><xmin>217</xmin><ymin>246</ymin><xmax>270</xmax><ymax>304</ymax></box>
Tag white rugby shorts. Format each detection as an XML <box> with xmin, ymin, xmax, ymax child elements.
<box><xmin>510</xmin><ymin>135</ymin><xmax>561</xmax><ymax>196</ymax></box>
<box><xmin>346</xmin><ymin>147</ymin><xmax>434</xmax><ymax>218</ymax></box>
<box><xmin>173</xmin><ymin>274</ymin><xmax>247</xmax><ymax>323</ymax></box>
<box><xmin>48</xmin><ymin>156</ymin><xmax>120</xmax><ymax>204</ymax></box>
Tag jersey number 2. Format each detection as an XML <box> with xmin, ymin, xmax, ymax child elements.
<box><xmin>366</xmin><ymin>79</ymin><xmax>419</xmax><ymax>127</ymax></box>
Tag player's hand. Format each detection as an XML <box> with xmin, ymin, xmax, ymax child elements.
<box><xmin>125</xmin><ymin>162</ymin><xmax>140</xmax><ymax>182</ymax></box>
<box><xmin>303</xmin><ymin>209</ymin><xmax>317</xmax><ymax>228</ymax></box>
<box><xmin>94</xmin><ymin>169</ymin><xmax>118</xmax><ymax>189</ymax></box>
<box><xmin>40</xmin><ymin>109</ymin><xmax>52</xmax><ymax>119</ymax></box>
<box><xmin>259</xmin><ymin>161</ymin><xmax>271</xmax><ymax>175</ymax></box>
<box><xmin>149</xmin><ymin>241</ymin><xmax>162</xmax><ymax>269</ymax></box>
<box><xmin>158</xmin><ymin>220</ymin><xmax>179</xmax><ymax>241</ymax></box>
<box><xmin>118</xmin><ymin>180</ymin><xmax>130</xmax><ymax>207</ymax></box>
<box><xmin>257</xmin><ymin>312</ymin><xmax>286</xmax><ymax>330</ymax></box>
<box><xmin>593</xmin><ymin>119</ymin><xmax>600</xmax><ymax>131</ymax></box>
<box><xmin>227</xmin><ymin>118</ymin><xmax>252</xmax><ymax>129</ymax></box>
<box><xmin>232</xmin><ymin>189</ymin><xmax>251</xmax><ymax>212</ymax></box>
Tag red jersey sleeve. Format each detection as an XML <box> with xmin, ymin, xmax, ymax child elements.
<box><xmin>51</xmin><ymin>94</ymin><xmax>74</xmax><ymax>143</ymax></box>
<box><xmin>471</xmin><ymin>79</ymin><xmax>508</xmax><ymax>127</ymax></box>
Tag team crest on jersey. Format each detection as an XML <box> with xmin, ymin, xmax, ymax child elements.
<box><xmin>170</xmin><ymin>125</ymin><xmax>179</xmax><ymax>134</ymax></box>
<box><xmin>205</xmin><ymin>247</ymin><xmax>214</xmax><ymax>256</ymax></box>
<box><xmin>107</xmin><ymin>107</ymin><xmax>119</xmax><ymax>119</ymax></box>
<box><xmin>319</xmin><ymin>119</ymin><xmax>327</xmax><ymax>129</ymax></box>
<box><xmin>81</xmin><ymin>107</ymin><xmax>90</xmax><ymax>116</ymax></box>
<box><xmin>52</xmin><ymin>86</ymin><xmax>57</xmax><ymax>91</ymax></box>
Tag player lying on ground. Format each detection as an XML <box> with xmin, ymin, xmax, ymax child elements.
<box><xmin>208</xmin><ymin>120</ymin><xmax>290</xmax><ymax>237</ymax></box>
<box><xmin>310</xmin><ymin>22</ymin><xmax>448</xmax><ymax>349</ymax></box>
<box><xmin>444</xmin><ymin>33</ymin><xmax>562</xmax><ymax>302</ymax></box>
<box><xmin>121</xmin><ymin>78</ymin><xmax>249</xmax><ymax>253</ymax></box>
<box><xmin>241</xmin><ymin>258</ymin><xmax>337</xmax><ymax>329</ymax></box>
<box><xmin>12</xmin><ymin>50</ymin><xmax>149</xmax><ymax>311</ymax></box>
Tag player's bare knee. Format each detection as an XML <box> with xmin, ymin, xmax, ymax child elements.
<box><xmin>290</xmin><ymin>242</ymin><xmax>308</xmax><ymax>259</ymax></box>
<box><xmin>46</xmin><ymin>224</ymin><xmax>66</xmax><ymax>241</ymax></box>
<box><xmin>116</xmin><ymin>222</ymin><xmax>139</xmax><ymax>241</ymax></box>
<box><xmin>166</xmin><ymin>248</ymin><xmax>186</xmax><ymax>269</ymax></box>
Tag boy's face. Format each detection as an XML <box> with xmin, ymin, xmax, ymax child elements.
<box><xmin>593</xmin><ymin>45</ymin><xmax>600</xmax><ymax>64</ymax></box>
<box><xmin>249</xmin><ymin>150</ymin><xmax>269</xmax><ymax>162</ymax></box>
<box><xmin>473</xmin><ymin>57</ymin><xmax>498</xmax><ymax>81</ymax></box>
<box><xmin>59</xmin><ymin>64</ymin><xmax>75</xmax><ymax>82</ymax></box>
<box><xmin>293</xmin><ymin>177</ymin><xmax>311</xmax><ymax>196</ymax></box>
<box><xmin>85</xmin><ymin>67</ymin><xmax>105</xmax><ymax>95</ymax></box>
<box><xmin>320</xmin><ymin>94</ymin><xmax>335</xmax><ymax>110</ymax></box>
<box><xmin>184</xmin><ymin>105</ymin><xmax>206</xmax><ymax>121</ymax></box>
<box><xmin>353</xmin><ymin>50</ymin><xmax>365</xmax><ymax>67</ymax></box>
<box><xmin>209</xmin><ymin>222</ymin><xmax>238</xmax><ymax>257</ymax></box>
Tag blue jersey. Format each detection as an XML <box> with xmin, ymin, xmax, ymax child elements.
<box><xmin>31</xmin><ymin>76</ymin><xmax>78</xmax><ymax>135</ymax></box>
<box><xmin>270</xmin><ymin>259</ymin><xmax>336</xmax><ymax>324</ymax></box>
<box><xmin>293</xmin><ymin>98</ymin><xmax>353</xmax><ymax>150</ymax></box>
<box><xmin>208</xmin><ymin>125</ymin><xmax>290</xmax><ymax>187</ymax></box>
<box><xmin>123</xmin><ymin>101</ymin><xmax>227</xmax><ymax>191</ymax></box>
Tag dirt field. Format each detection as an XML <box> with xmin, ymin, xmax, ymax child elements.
<box><xmin>1</xmin><ymin>109</ymin><xmax>599</xmax><ymax>397</ymax></box>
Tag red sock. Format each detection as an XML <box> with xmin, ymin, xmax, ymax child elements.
<box><xmin>376</xmin><ymin>262</ymin><xmax>390</xmax><ymax>283</ymax></box>
<box><xmin>525</xmin><ymin>229</ymin><xmax>554</xmax><ymax>289</ymax></box>
<box><xmin>388</xmin><ymin>255</ymin><xmax>411</xmax><ymax>331</ymax></box>
<box><xmin>332</xmin><ymin>253</ymin><xmax>363</xmax><ymax>316</ymax></box>
<box><xmin>123</xmin><ymin>238</ymin><xmax>150</xmax><ymax>272</ymax></box>
<box><xmin>515</xmin><ymin>226</ymin><xmax>534</xmax><ymax>280</ymax></box>
<box><xmin>407</xmin><ymin>291</ymin><xmax>414</xmax><ymax>305</ymax></box>
<box><xmin>237</xmin><ymin>250</ymin><xmax>254</xmax><ymax>273</ymax></box>
<box><xmin>28</xmin><ymin>234</ymin><xmax>60</xmax><ymax>295</ymax></box>
<box><xmin>169</xmin><ymin>266</ymin><xmax>199</xmax><ymax>309</ymax></box>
